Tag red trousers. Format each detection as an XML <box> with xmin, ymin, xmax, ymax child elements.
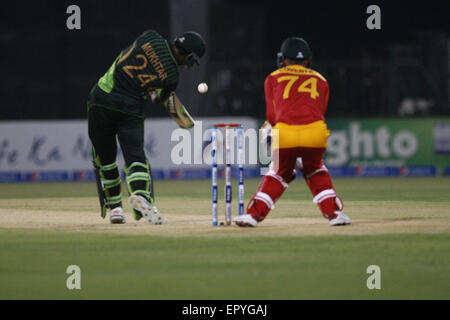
<box><xmin>247</xmin><ymin>147</ymin><xmax>343</xmax><ymax>222</ymax></box>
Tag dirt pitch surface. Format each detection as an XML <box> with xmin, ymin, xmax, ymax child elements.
<box><xmin>1</xmin><ymin>179</ymin><xmax>448</xmax><ymax>237</ymax></box>
<box><xmin>0</xmin><ymin>206</ymin><xmax>448</xmax><ymax>238</ymax></box>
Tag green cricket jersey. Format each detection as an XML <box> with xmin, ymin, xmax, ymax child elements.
<box><xmin>88</xmin><ymin>30</ymin><xmax>180</xmax><ymax>117</ymax></box>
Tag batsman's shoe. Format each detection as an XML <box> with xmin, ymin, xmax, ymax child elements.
<box><xmin>329</xmin><ymin>211</ymin><xmax>352</xmax><ymax>226</ymax></box>
<box><xmin>128</xmin><ymin>194</ymin><xmax>163</xmax><ymax>225</ymax></box>
<box><xmin>110</xmin><ymin>207</ymin><xmax>126</xmax><ymax>224</ymax></box>
<box><xmin>233</xmin><ymin>214</ymin><xmax>258</xmax><ymax>227</ymax></box>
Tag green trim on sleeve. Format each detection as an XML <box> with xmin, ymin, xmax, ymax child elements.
<box><xmin>98</xmin><ymin>55</ymin><xmax>120</xmax><ymax>93</ymax></box>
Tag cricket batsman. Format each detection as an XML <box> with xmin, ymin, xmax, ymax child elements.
<box><xmin>88</xmin><ymin>29</ymin><xmax>205</xmax><ymax>224</ymax></box>
<box><xmin>233</xmin><ymin>37</ymin><xmax>351</xmax><ymax>227</ymax></box>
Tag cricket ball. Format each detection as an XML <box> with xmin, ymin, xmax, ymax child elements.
<box><xmin>198</xmin><ymin>82</ymin><xmax>208</xmax><ymax>94</ymax></box>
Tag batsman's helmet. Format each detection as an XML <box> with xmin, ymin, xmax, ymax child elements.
<box><xmin>277</xmin><ymin>37</ymin><xmax>312</xmax><ymax>68</ymax></box>
<box><xmin>174</xmin><ymin>31</ymin><xmax>206</xmax><ymax>67</ymax></box>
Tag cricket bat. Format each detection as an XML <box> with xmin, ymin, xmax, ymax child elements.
<box><xmin>162</xmin><ymin>91</ymin><xmax>195</xmax><ymax>129</ymax></box>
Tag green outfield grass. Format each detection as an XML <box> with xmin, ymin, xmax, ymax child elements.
<box><xmin>0</xmin><ymin>178</ymin><xmax>449</xmax><ymax>299</ymax></box>
<box><xmin>0</xmin><ymin>177</ymin><xmax>449</xmax><ymax>203</ymax></box>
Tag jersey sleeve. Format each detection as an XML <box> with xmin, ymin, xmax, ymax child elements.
<box><xmin>264</xmin><ymin>76</ymin><xmax>276</xmax><ymax>126</ymax></box>
<box><xmin>158</xmin><ymin>78</ymin><xmax>178</xmax><ymax>102</ymax></box>
<box><xmin>322</xmin><ymin>81</ymin><xmax>330</xmax><ymax>115</ymax></box>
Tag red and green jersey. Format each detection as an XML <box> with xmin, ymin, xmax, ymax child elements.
<box><xmin>265</xmin><ymin>65</ymin><xmax>329</xmax><ymax>126</ymax></box>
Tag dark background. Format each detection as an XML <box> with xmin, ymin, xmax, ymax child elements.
<box><xmin>1</xmin><ymin>0</ymin><xmax>448</xmax><ymax>120</ymax></box>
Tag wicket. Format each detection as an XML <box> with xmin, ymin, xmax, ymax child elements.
<box><xmin>211</xmin><ymin>123</ymin><xmax>244</xmax><ymax>226</ymax></box>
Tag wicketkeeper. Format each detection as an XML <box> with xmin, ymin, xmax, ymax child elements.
<box><xmin>88</xmin><ymin>29</ymin><xmax>205</xmax><ymax>224</ymax></box>
<box><xmin>234</xmin><ymin>37</ymin><xmax>351</xmax><ymax>227</ymax></box>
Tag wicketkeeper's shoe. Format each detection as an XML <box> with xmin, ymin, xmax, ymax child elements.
<box><xmin>233</xmin><ymin>214</ymin><xmax>258</xmax><ymax>227</ymax></box>
<box><xmin>128</xmin><ymin>194</ymin><xmax>163</xmax><ymax>225</ymax></box>
<box><xmin>329</xmin><ymin>211</ymin><xmax>352</xmax><ymax>226</ymax></box>
<box><xmin>110</xmin><ymin>207</ymin><xmax>126</xmax><ymax>224</ymax></box>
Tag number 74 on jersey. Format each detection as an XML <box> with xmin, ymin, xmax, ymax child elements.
<box><xmin>277</xmin><ymin>76</ymin><xmax>319</xmax><ymax>100</ymax></box>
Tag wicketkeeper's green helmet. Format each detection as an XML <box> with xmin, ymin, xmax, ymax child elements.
<box><xmin>277</xmin><ymin>37</ymin><xmax>312</xmax><ymax>68</ymax></box>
